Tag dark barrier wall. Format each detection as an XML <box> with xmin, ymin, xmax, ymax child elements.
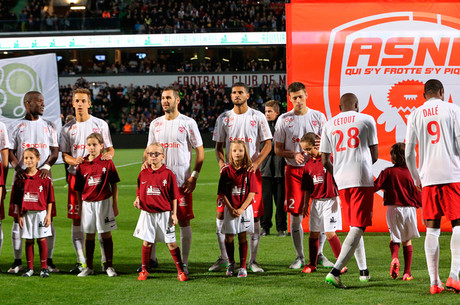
<box><xmin>111</xmin><ymin>132</ymin><xmax>215</xmax><ymax>149</ymax></box>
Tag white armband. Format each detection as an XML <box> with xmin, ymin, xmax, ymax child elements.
<box><xmin>40</xmin><ymin>164</ymin><xmax>51</xmax><ymax>171</ymax></box>
<box><xmin>191</xmin><ymin>171</ymin><xmax>199</xmax><ymax>179</ymax></box>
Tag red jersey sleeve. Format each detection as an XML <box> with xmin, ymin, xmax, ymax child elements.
<box><xmin>108</xmin><ymin>160</ymin><xmax>120</xmax><ymax>185</ymax></box>
<box><xmin>169</xmin><ymin>171</ymin><xmax>180</xmax><ymax>201</ymax></box>
<box><xmin>301</xmin><ymin>171</ymin><xmax>314</xmax><ymax>193</ymax></box>
<box><xmin>46</xmin><ymin>178</ymin><xmax>56</xmax><ymax>204</ymax></box>
<box><xmin>374</xmin><ymin>168</ymin><xmax>388</xmax><ymax>192</ymax></box>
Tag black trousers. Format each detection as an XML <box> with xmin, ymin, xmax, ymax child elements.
<box><xmin>261</xmin><ymin>176</ymin><xmax>287</xmax><ymax>232</ymax></box>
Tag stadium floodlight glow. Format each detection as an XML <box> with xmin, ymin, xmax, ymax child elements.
<box><xmin>70</xmin><ymin>5</ymin><xmax>86</xmax><ymax>10</ymax></box>
<box><xmin>68</xmin><ymin>0</ymin><xmax>78</xmax><ymax>3</ymax></box>
<box><xmin>0</xmin><ymin>32</ymin><xmax>286</xmax><ymax>51</ymax></box>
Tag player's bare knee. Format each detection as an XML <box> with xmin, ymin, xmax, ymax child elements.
<box><xmin>310</xmin><ymin>232</ymin><xmax>320</xmax><ymax>239</ymax></box>
<box><xmin>179</xmin><ymin>219</ymin><xmax>190</xmax><ymax>227</ymax></box>
<box><xmin>237</xmin><ymin>232</ymin><xmax>247</xmax><ymax>243</ymax></box>
<box><xmin>143</xmin><ymin>241</ymin><xmax>152</xmax><ymax>247</ymax></box>
<box><xmin>325</xmin><ymin>232</ymin><xmax>336</xmax><ymax>239</ymax></box>
<box><xmin>166</xmin><ymin>242</ymin><xmax>178</xmax><ymax>250</ymax></box>
<box><xmin>225</xmin><ymin>234</ymin><xmax>234</xmax><ymax>243</ymax></box>
<box><xmin>86</xmin><ymin>233</ymin><xmax>96</xmax><ymax>240</ymax></box>
<box><xmin>402</xmin><ymin>240</ymin><xmax>412</xmax><ymax>246</ymax></box>
<box><xmin>217</xmin><ymin>212</ymin><xmax>224</xmax><ymax>220</ymax></box>
<box><xmin>101</xmin><ymin>232</ymin><xmax>111</xmax><ymax>239</ymax></box>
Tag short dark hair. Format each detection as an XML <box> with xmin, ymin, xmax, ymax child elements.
<box><xmin>287</xmin><ymin>82</ymin><xmax>306</xmax><ymax>94</ymax></box>
<box><xmin>163</xmin><ymin>86</ymin><xmax>180</xmax><ymax>99</ymax></box>
<box><xmin>390</xmin><ymin>142</ymin><xmax>406</xmax><ymax>166</ymax></box>
<box><xmin>24</xmin><ymin>91</ymin><xmax>42</xmax><ymax>103</ymax></box>
<box><xmin>231</xmin><ymin>82</ymin><xmax>249</xmax><ymax>93</ymax></box>
<box><xmin>265</xmin><ymin>100</ymin><xmax>280</xmax><ymax>113</ymax></box>
<box><xmin>424</xmin><ymin>79</ymin><xmax>443</xmax><ymax>95</ymax></box>
<box><xmin>300</xmin><ymin>132</ymin><xmax>319</xmax><ymax>146</ymax></box>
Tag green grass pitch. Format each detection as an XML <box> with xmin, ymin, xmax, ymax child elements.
<box><xmin>0</xmin><ymin>148</ymin><xmax>457</xmax><ymax>304</ymax></box>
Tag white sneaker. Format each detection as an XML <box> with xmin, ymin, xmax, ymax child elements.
<box><xmin>8</xmin><ymin>264</ymin><xmax>24</xmax><ymax>274</ymax></box>
<box><xmin>359</xmin><ymin>269</ymin><xmax>371</xmax><ymax>282</ymax></box>
<box><xmin>106</xmin><ymin>267</ymin><xmax>117</xmax><ymax>277</ymax></box>
<box><xmin>318</xmin><ymin>253</ymin><xmax>335</xmax><ymax>268</ymax></box>
<box><xmin>249</xmin><ymin>261</ymin><xmax>265</xmax><ymax>273</ymax></box>
<box><xmin>77</xmin><ymin>267</ymin><xmax>94</xmax><ymax>277</ymax></box>
<box><xmin>237</xmin><ymin>268</ymin><xmax>248</xmax><ymax>278</ymax></box>
<box><xmin>289</xmin><ymin>257</ymin><xmax>305</xmax><ymax>269</ymax></box>
<box><xmin>22</xmin><ymin>268</ymin><xmax>34</xmax><ymax>277</ymax></box>
<box><xmin>209</xmin><ymin>256</ymin><xmax>229</xmax><ymax>272</ymax></box>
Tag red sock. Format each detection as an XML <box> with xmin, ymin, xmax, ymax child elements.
<box><xmin>38</xmin><ymin>239</ymin><xmax>48</xmax><ymax>269</ymax></box>
<box><xmin>328</xmin><ymin>235</ymin><xmax>342</xmax><ymax>259</ymax></box>
<box><xmin>142</xmin><ymin>245</ymin><xmax>152</xmax><ymax>271</ymax></box>
<box><xmin>169</xmin><ymin>247</ymin><xmax>184</xmax><ymax>273</ymax></box>
<box><xmin>390</xmin><ymin>241</ymin><xmax>400</xmax><ymax>260</ymax></box>
<box><xmin>238</xmin><ymin>240</ymin><xmax>248</xmax><ymax>269</ymax></box>
<box><xmin>86</xmin><ymin>239</ymin><xmax>95</xmax><ymax>269</ymax></box>
<box><xmin>403</xmin><ymin>245</ymin><xmax>413</xmax><ymax>275</ymax></box>
<box><xmin>225</xmin><ymin>241</ymin><xmax>235</xmax><ymax>264</ymax></box>
<box><xmin>309</xmin><ymin>237</ymin><xmax>319</xmax><ymax>266</ymax></box>
<box><xmin>26</xmin><ymin>241</ymin><xmax>34</xmax><ymax>270</ymax></box>
<box><xmin>103</xmin><ymin>237</ymin><xmax>114</xmax><ymax>268</ymax></box>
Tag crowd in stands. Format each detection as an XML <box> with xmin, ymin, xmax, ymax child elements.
<box><xmin>60</xmin><ymin>57</ymin><xmax>285</xmax><ymax>75</ymax></box>
<box><xmin>59</xmin><ymin>78</ymin><xmax>287</xmax><ymax>135</ymax></box>
<box><xmin>2</xmin><ymin>0</ymin><xmax>285</xmax><ymax>33</ymax></box>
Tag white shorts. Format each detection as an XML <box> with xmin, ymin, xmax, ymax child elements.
<box><xmin>21</xmin><ymin>210</ymin><xmax>52</xmax><ymax>239</ymax></box>
<box><xmin>133</xmin><ymin>210</ymin><xmax>176</xmax><ymax>244</ymax></box>
<box><xmin>81</xmin><ymin>198</ymin><xmax>117</xmax><ymax>234</ymax></box>
<box><xmin>309</xmin><ymin>197</ymin><xmax>342</xmax><ymax>232</ymax></box>
<box><xmin>222</xmin><ymin>205</ymin><xmax>254</xmax><ymax>235</ymax></box>
<box><xmin>386</xmin><ymin>205</ymin><xmax>420</xmax><ymax>243</ymax></box>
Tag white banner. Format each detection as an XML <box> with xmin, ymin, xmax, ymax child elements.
<box><xmin>0</xmin><ymin>53</ymin><xmax>62</xmax><ymax>131</ymax></box>
<box><xmin>59</xmin><ymin>73</ymin><xmax>286</xmax><ymax>88</ymax></box>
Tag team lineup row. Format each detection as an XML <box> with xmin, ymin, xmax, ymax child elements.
<box><xmin>0</xmin><ymin>80</ymin><xmax>459</xmax><ymax>293</ymax></box>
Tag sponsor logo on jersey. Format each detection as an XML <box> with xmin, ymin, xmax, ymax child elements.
<box><xmin>285</xmin><ymin>117</ymin><xmax>294</xmax><ymax>124</ymax></box>
<box><xmin>232</xmin><ymin>185</ymin><xmax>246</xmax><ymax>196</ymax></box>
<box><xmin>73</xmin><ymin>144</ymin><xmax>86</xmax><ymax>151</ymax></box>
<box><xmin>159</xmin><ymin>142</ymin><xmax>181</xmax><ymax>148</ymax></box>
<box><xmin>229</xmin><ymin>136</ymin><xmax>253</xmax><ymax>143</ymax></box>
<box><xmin>22</xmin><ymin>142</ymin><xmax>48</xmax><ymax>149</ymax></box>
<box><xmin>87</xmin><ymin>176</ymin><xmax>102</xmax><ymax>186</ymax></box>
<box><xmin>147</xmin><ymin>185</ymin><xmax>161</xmax><ymax>196</ymax></box>
<box><xmin>39</xmin><ymin>186</ymin><xmax>43</xmax><ymax>192</ymax></box>
<box><xmin>291</xmin><ymin>137</ymin><xmax>300</xmax><ymax>144</ymax></box>
<box><xmin>93</xmin><ymin>128</ymin><xmax>100</xmax><ymax>133</ymax></box>
<box><xmin>24</xmin><ymin>192</ymin><xmax>39</xmax><ymax>202</ymax></box>
<box><xmin>312</xmin><ymin>175</ymin><xmax>324</xmax><ymax>185</ymax></box>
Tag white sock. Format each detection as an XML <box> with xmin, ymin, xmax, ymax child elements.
<box><xmin>334</xmin><ymin>227</ymin><xmax>363</xmax><ymax>270</ymax></box>
<box><xmin>249</xmin><ymin>221</ymin><xmax>261</xmax><ymax>263</ymax></box>
<box><xmin>216</xmin><ymin>218</ymin><xmax>228</xmax><ymax>260</ymax></box>
<box><xmin>180</xmin><ymin>226</ymin><xmax>192</xmax><ymax>265</ymax></box>
<box><xmin>150</xmin><ymin>244</ymin><xmax>157</xmax><ymax>261</ymax></box>
<box><xmin>71</xmin><ymin>224</ymin><xmax>85</xmax><ymax>264</ymax></box>
<box><xmin>98</xmin><ymin>233</ymin><xmax>106</xmax><ymax>264</ymax></box>
<box><xmin>318</xmin><ymin>232</ymin><xmax>326</xmax><ymax>254</ymax></box>
<box><xmin>354</xmin><ymin>236</ymin><xmax>367</xmax><ymax>270</ymax></box>
<box><xmin>449</xmin><ymin>226</ymin><xmax>460</xmax><ymax>281</ymax></box>
<box><xmin>46</xmin><ymin>222</ymin><xmax>55</xmax><ymax>259</ymax></box>
<box><xmin>291</xmin><ymin>215</ymin><xmax>304</xmax><ymax>260</ymax></box>
<box><xmin>12</xmin><ymin>222</ymin><xmax>22</xmax><ymax>260</ymax></box>
<box><xmin>425</xmin><ymin>227</ymin><xmax>441</xmax><ymax>286</ymax></box>
<box><xmin>0</xmin><ymin>223</ymin><xmax>3</xmax><ymax>255</ymax></box>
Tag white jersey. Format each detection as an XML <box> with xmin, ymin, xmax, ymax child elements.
<box><xmin>8</xmin><ymin>117</ymin><xmax>57</xmax><ymax>169</ymax></box>
<box><xmin>213</xmin><ymin>108</ymin><xmax>272</xmax><ymax>162</ymax></box>
<box><xmin>60</xmin><ymin>115</ymin><xmax>113</xmax><ymax>175</ymax></box>
<box><xmin>274</xmin><ymin>109</ymin><xmax>326</xmax><ymax>166</ymax></box>
<box><xmin>406</xmin><ymin>98</ymin><xmax>460</xmax><ymax>186</ymax></box>
<box><xmin>320</xmin><ymin>111</ymin><xmax>378</xmax><ymax>189</ymax></box>
<box><xmin>147</xmin><ymin>113</ymin><xmax>203</xmax><ymax>187</ymax></box>
<box><xmin>0</xmin><ymin>121</ymin><xmax>10</xmax><ymax>154</ymax></box>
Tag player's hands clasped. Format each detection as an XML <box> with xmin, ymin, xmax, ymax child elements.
<box><xmin>170</xmin><ymin>214</ymin><xmax>178</xmax><ymax>226</ymax></box>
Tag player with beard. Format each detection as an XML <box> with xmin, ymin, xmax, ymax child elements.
<box><xmin>210</xmin><ymin>82</ymin><xmax>272</xmax><ymax>273</ymax></box>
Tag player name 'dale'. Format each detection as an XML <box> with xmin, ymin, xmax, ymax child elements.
<box><xmin>422</xmin><ymin>106</ymin><xmax>439</xmax><ymax>117</ymax></box>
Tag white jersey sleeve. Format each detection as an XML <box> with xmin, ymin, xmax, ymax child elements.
<box><xmin>0</xmin><ymin>121</ymin><xmax>10</xmax><ymax>152</ymax></box>
<box><xmin>405</xmin><ymin>98</ymin><xmax>460</xmax><ymax>186</ymax></box>
<box><xmin>212</xmin><ymin>111</ymin><xmax>228</xmax><ymax>143</ymax></box>
<box><xmin>320</xmin><ymin>111</ymin><xmax>378</xmax><ymax>189</ymax></box>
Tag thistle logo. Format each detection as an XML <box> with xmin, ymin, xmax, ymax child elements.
<box><xmin>324</xmin><ymin>12</ymin><xmax>460</xmax><ymax>142</ymax></box>
<box><xmin>0</xmin><ymin>63</ymin><xmax>43</xmax><ymax>118</ymax></box>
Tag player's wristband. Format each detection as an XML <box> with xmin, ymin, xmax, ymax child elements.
<box><xmin>191</xmin><ymin>171</ymin><xmax>200</xmax><ymax>179</ymax></box>
<box><xmin>40</xmin><ymin>164</ymin><xmax>51</xmax><ymax>171</ymax></box>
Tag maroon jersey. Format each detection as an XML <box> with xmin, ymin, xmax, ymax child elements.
<box><xmin>137</xmin><ymin>164</ymin><xmax>180</xmax><ymax>213</ymax></box>
<box><xmin>75</xmin><ymin>155</ymin><xmax>120</xmax><ymax>202</ymax></box>
<box><xmin>374</xmin><ymin>164</ymin><xmax>421</xmax><ymax>208</ymax></box>
<box><xmin>301</xmin><ymin>156</ymin><xmax>338</xmax><ymax>199</ymax></box>
<box><xmin>10</xmin><ymin>170</ymin><xmax>55</xmax><ymax>212</ymax></box>
<box><xmin>218</xmin><ymin>165</ymin><xmax>258</xmax><ymax>209</ymax></box>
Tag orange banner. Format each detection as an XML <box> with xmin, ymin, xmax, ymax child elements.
<box><xmin>287</xmin><ymin>1</ymin><xmax>460</xmax><ymax>232</ymax></box>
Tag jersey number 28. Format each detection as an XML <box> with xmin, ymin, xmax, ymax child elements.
<box><xmin>332</xmin><ymin>127</ymin><xmax>360</xmax><ymax>152</ymax></box>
